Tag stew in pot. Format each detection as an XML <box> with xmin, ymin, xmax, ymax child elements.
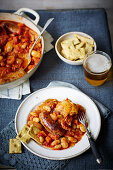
<box><xmin>0</xmin><ymin>20</ymin><xmax>42</xmax><ymax>84</ymax></box>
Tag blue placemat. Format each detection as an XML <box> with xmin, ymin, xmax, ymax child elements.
<box><xmin>0</xmin><ymin>120</ymin><xmax>70</xmax><ymax>170</ymax></box>
<box><xmin>0</xmin><ymin>9</ymin><xmax>113</xmax><ymax>169</ymax></box>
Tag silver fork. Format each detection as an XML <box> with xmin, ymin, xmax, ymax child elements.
<box><xmin>78</xmin><ymin>112</ymin><xmax>102</xmax><ymax>164</ymax></box>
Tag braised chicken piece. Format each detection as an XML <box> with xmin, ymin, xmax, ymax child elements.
<box><xmin>55</xmin><ymin>98</ymin><xmax>78</xmax><ymax>117</ymax></box>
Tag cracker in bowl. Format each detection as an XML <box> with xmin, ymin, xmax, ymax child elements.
<box><xmin>60</xmin><ymin>34</ymin><xmax>94</xmax><ymax>61</ymax></box>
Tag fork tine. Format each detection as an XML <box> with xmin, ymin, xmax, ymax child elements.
<box><xmin>78</xmin><ymin>112</ymin><xmax>87</xmax><ymax>126</ymax></box>
<box><xmin>82</xmin><ymin>112</ymin><xmax>85</xmax><ymax>119</ymax></box>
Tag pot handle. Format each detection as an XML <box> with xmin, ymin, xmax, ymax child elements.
<box><xmin>14</xmin><ymin>8</ymin><xmax>40</xmax><ymax>25</ymax></box>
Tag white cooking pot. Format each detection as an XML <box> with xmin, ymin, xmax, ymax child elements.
<box><xmin>0</xmin><ymin>8</ymin><xmax>44</xmax><ymax>89</ymax></box>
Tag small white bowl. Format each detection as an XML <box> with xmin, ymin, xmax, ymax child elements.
<box><xmin>55</xmin><ymin>32</ymin><xmax>97</xmax><ymax>65</ymax></box>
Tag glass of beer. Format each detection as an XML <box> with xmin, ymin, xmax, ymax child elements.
<box><xmin>83</xmin><ymin>50</ymin><xmax>112</xmax><ymax>86</ymax></box>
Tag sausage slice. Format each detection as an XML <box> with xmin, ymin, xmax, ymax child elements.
<box><xmin>39</xmin><ymin>112</ymin><xmax>64</xmax><ymax>136</ymax></box>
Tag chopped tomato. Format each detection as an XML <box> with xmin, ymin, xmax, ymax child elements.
<box><xmin>48</xmin><ymin>133</ymin><xmax>59</xmax><ymax>140</ymax></box>
<box><xmin>13</xmin><ymin>36</ymin><xmax>18</xmax><ymax>44</ymax></box>
<box><xmin>45</xmin><ymin>136</ymin><xmax>51</xmax><ymax>143</ymax></box>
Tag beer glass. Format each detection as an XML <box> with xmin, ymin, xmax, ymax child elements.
<box><xmin>83</xmin><ymin>51</ymin><xmax>112</xmax><ymax>86</ymax></box>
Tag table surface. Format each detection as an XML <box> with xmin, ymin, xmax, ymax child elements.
<box><xmin>0</xmin><ymin>9</ymin><xmax>113</xmax><ymax>169</ymax></box>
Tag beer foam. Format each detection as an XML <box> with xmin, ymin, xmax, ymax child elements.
<box><xmin>86</xmin><ymin>54</ymin><xmax>111</xmax><ymax>73</ymax></box>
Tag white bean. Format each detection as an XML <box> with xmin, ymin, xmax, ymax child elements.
<box><xmin>5</xmin><ymin>41</ymin><xmax>13</xmax><ymax>52</ymax></box>
<box><xmin>51</xmin><ymin>140</ymin><xmax>60</xmax><ymax>146</ymax></box>
<box><xmin>33</xmin><ymin>117</ymin><xmax>40</xmax><ymax>122</ymax></box>
<box><xmin>30</xmin><ymin>112</ymin><xmax>38</xmax><ymax>116</ymax></box>
<box><xmin>67</xmin><ymin>136</ymin><xmax>77</xmax><ymax>143</ymax></box>
<box><xmin>50</xmin><ymin>113</ymin><xmax>57</xmax><ymax>121</ymax></box>
<box><xmin>39</xmin><ymin>136</ymin><xmax>44</xmax><ymax>143</ymax></box>
<box><xmin>61</xmin><ymin>138</ymin><xmax>68</xmax><ymax>148</ymax></box>
<box><xmin>80</xmin><ymin>124</ymin><xmax>86</xmax><ymax>132</ymax></box>
<box><xmin>31</xmin><ymin>50</ymin><xmax>40</xmax><ymax>58</ymax></box>
<box><xmin>54</xmin><ymin>144</ymin><xmax>61</xmax><ymax>150</ymax></box>
<box><xmin>43</xmin><ymin>106</ymin><xmax>51</xmax><ymax>112</ymax></box>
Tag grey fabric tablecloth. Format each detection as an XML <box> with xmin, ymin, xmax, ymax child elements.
<box><xmin>0</xmin><ymin>9</ymin><xmax>113</xmax><ymax>169</ymax></box>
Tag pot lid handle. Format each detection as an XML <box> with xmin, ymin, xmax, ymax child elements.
<box><xmin>14</xmin><ymin>8</ymin><xmax>40</xmax><ymax>25</ymax></box>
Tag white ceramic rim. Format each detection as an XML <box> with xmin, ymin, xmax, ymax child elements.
<box><xmin>15</xmin><ymin>86</ymin><xmax>101</xmax><ymax>160</ymax></box>
<box><xmin>55</xmin><ymin>32</ymin><xmax>97</xmax><ymax>65</ymax></box>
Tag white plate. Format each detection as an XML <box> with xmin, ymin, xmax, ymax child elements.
<box><xmin>55</xmin><ymin>32</ymin><xmax>97</xmax><ymax>65</ymax></box>
<box><xmin>15</xmin><ymin>86</ymin><xmax>101</xmax><ymax>160</ymax></box>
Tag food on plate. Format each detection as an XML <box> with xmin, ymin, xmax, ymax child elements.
<box><xmin>0</xmin><ymin>20</ymin><xmax>42</xmax><ymax>85</ymax></box>
<box><xmin>9</xmin><ymin>138</ymin><xmax>22</xmax><ymax>154</ymax></box>
<box><xmin>27</xmin><ymin>98</ymin><xmax>87</xmax><ymax>150</ymax></box>
<box><xmin>60</xmin><ymin>34</ymin><xmax>94</xmax><ymax>61</ymax></box>
<box><xmin>16</xmin><ymin>125</ymin><xmax>31</xmax><ymax>144</ymax></box>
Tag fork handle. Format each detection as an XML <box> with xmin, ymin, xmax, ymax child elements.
<box><xmin>88</xmin><ymin>136</ymin><xmax>102</xmax><ymax>164</ymax></box>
